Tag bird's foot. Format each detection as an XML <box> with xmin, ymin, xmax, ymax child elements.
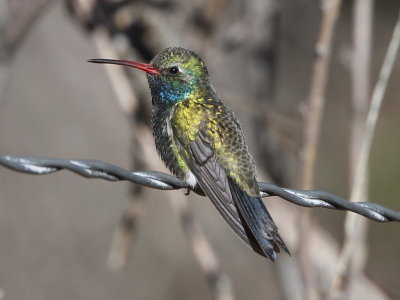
<box><xmin>185</xmin><ymin>187</ymin><xmax>191</xmax><ymax>195</ymax></box>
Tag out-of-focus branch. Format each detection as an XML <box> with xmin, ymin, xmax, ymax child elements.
<box><xmin>299</xmin><ymin>0</ymin><xmax>343</xmax><ymax>190</ymax></box>
<box><xmin>297</xmin><ymin>1</ymin><xmax>343</xmax><ymax>299</ymax></box>
<box><xmin>0</xmin><ymin>0</ymin><xmax>54</xmax><ymax>59</ymax></box>
<box><xmin>344</xmin><ymin>2</ymin><xmax>372</xmax><ymax>297</ymax></box>
<box><xmin>166</xmin><ymin>191</ymin><xmax>233</xmax><ymax>300</ymax></box>
<box><xmin>91</xmin><ymin>27</ymin><xmax>139</xmax><ymax>115</ymax></box>
<box><xmin>349</xmin><ymin>0</ymin><xmax>373</xmax><ymax>176</ymax></box>
<box><xmin>89</xmin><ymin>15</ymin><xmax>143</xmax><ymax>273</ymax></box>
<box><xmin>350</xmin><ymin>12</ymin><xmax>400</xmax><ymax>211</ymax></box>
<box><xmin>329</xmin><ymin>9</ymin><xmax>400</xmax><ymax>299</ymax></box>
<box><xmin>328</xmin><ymin>1</ymin><xmax>373</xmax><ymax>299</ymax></box>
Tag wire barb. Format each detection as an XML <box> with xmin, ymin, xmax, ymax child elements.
<box><xmin>1</xmin><ymin>155</ymin><xmax>399</xmax><ymax>223</ymax></box>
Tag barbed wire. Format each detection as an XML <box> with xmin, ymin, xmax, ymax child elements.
<box><xmin>1</xmin><ymin>155</ymin><xmax>399</xmax><ymax>223</ymax></box>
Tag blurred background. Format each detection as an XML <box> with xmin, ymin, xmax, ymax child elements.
<box><xmin>0</xmin><ymin>0</ymin><xmax>399</xmax><ymax>299</ymax></box>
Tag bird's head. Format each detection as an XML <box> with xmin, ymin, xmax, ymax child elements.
<box><xmin>88</xmin><ymin>47</ymin><xmax>209</xmax><ymax>106</ymax></box>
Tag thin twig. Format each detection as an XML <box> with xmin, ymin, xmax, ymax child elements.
<box><xmin>107</xmin><ymin>195</ymin><xmax>144</xmax><ymax>270</ymax></box>
<box><xmin>299</xmin><ymin>0</ymin><xmax>343</xmax><ymax>190</ymax></box>
<box><xmin>298</xmin><ymin>1</ymin><xmax>343</xmax><ymax>299</ymax></box>
<box><xmin>91</xmin><ymin>27</ymin><xmax>139</xmax><ymax>115</ymax></box>
<box><xmin>87</xmin><ymin>25</ymin><xmax>144</xmax><ymax>270</ymax></box>
<box><xmin>167</xmin><ymin>191</ymin><xmax>234</xmax><ymax>300</ymax></box>
<box><xmin>332</xmin><ymin>1</ymin><xmax>373</xmax><ymax>298</ymax></box>
<box><xmin>329</xmin><ymin>9</ymin><xmax>400</xmax><ymax>299</ymax></box>
<box><xmin>349</xmin><ymin>0</ymin><xmax>373</xmax><ymax>177</ymax></box>
<box><xmin>90</xmin><ymin>25</ymin><xmax>143</xmax><ymax>271</ymax></box>
<box><xmin>0</xmin><ymin>0</ymin><xmax>54</xmax><ymax>59</ymax></box>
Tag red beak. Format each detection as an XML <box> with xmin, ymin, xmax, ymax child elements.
<box><xmin>87</xmin><ymin>58</ymin><xmax>160</xmax><ymax>75</ymax></box>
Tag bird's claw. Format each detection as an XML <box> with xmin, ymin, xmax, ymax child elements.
<box><xmin>185</xmin><ymin>187</ymin><xmax>191</xmax><ymax>195</ymax></box>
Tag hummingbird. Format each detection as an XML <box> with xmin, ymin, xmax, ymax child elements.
<box><xmin>88</xmin><ymin>47</ymin><xmax>289</xmax><ymax>261</ymax></box>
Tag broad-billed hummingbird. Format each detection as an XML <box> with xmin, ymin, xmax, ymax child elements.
<box><xmin>88</xmin><ymin>47</ymin><xmax>289</xmax><ymax>261</ymax></box>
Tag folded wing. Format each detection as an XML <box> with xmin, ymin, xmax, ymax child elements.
<box><xmin>183</xmin><ymin>131</ymin><xmax>289</xmax><ymax>260</ymax></box>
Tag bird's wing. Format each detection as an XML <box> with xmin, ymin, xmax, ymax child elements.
<box><xmin>182</xmin><ymin>130</ymin><xmax>289</xmax><ymax>260</ymax></box>
<box><xmin>185</xmin><ymin>131</ymin><xmax>251</xmax><ymax>246</ymax></box>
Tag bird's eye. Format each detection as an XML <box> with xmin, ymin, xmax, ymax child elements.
<box><xmin>168</xmin><ymin>66</ymin><xmax>179</xmax><ymax>75</ymax></box>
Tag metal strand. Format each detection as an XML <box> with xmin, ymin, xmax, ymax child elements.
<box><xmin>1</xmin><ymin>155</ymin><xmax>399</xmax><ymax>223</ymax></box>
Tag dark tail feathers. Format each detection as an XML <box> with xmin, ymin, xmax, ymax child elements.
<box><xmin>228</xmin><ymin>178</ymin><xmax>290</xmax><ymax>261</ymax></box>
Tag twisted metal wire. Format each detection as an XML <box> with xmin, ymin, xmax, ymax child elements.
<box><xmin>1</xmin><ymin>155</ymin><xmax>399</xmax><ymax>223</ymax></box>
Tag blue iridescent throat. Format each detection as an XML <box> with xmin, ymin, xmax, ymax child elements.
<box><xmin>158</xmin><ymin>81</ymin><xmax>191</xmax><ymax>103</ymax></box>
<box><xmin>147</xmin><ymin>77</ymin><xmax>194</xmax><ymax>105</ymax></box>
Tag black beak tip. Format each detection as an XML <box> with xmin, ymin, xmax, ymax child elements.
<box><xmin>87</xmin><ymin>59</ymin><xmax>99</xmax><ymax>64</ymax></box>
